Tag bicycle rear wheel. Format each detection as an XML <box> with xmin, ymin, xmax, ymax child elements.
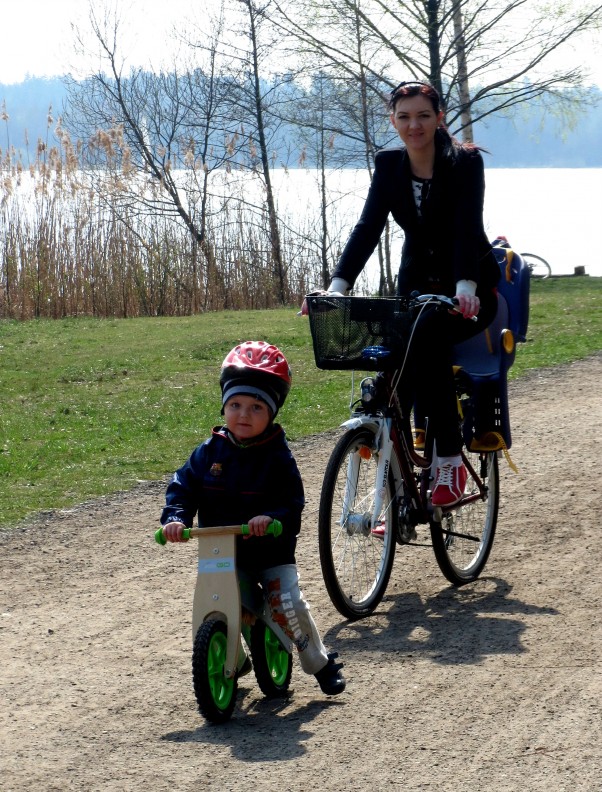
<box><xmin>430</xmin><ymin>450</ymin><xmax>499</xmax><ymax>585</ymax></box>
<box><xmin>521</xmin><ymin>252</ymin><xmax>551</xmax><ymax>279</ymax></box>
<box><xmin>318</xmin><ymin>427</ymin><xmax>397</xmax><ymax>620</ymax></box>
<box><xmin>250</xmin><ymin>621</ymin><xmax>292</xmax><ymax>698</ymax></box>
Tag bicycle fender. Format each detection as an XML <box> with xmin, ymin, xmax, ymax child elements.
<box><xmin>340</xmin><ymin>415</ymin><xmax>382</xmax><ymax>433</ymax></box>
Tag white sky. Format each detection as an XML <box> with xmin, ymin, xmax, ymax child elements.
<box><xmin>1</xmin><ymin>0</ymin><xmax>601</xmax><ymax>87</ymax></box>
<box><xmin>0</xmin><ymin>0</ymin><xmax>195</xmax><ymax>84</ymax></box>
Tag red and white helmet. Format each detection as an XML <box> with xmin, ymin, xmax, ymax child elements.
<box><xmin>220</xmin><ymin>341</ymin><xmax>292</xmax><ymax>416</ymax></box>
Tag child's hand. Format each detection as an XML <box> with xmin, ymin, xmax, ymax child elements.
<box><xmin>245</xmin><ymin>515</ymin><xmax>274</xmax><ymax>537</ymax></box>
<box><xmin>162</xmin><ymin>521</ymin><xmax>188</xmax><ymax>542</ymax></box>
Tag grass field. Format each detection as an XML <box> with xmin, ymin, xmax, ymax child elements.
<box><xmin>1</xmin><ymin>276</ymin><xmax>600</xmax><ymax>528</ymax></box>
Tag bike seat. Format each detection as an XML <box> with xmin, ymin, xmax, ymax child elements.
<box><xmin>492</xmin><ymin>244</ymin><xmax>530</xmax><ymax>343</ymax></box>
<box><xmin>453</xmin><ymin>240</ymin><xmax>530</xmax><ymax>376</ymax></box>
<box><xmin>453</xmin><ymin>293</ymin><xmax>516</xmax><ymax>450</ymax></box>
<box><xmin>453</xmin><ymin>293</ymin><xmax>511</xmax><ymax>376</ymax></box>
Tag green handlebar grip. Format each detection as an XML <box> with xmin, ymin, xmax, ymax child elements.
<box><xmin>155</xmin><ymin>519</ymin><xmax>282</xmax><ymax>545</ymax></box>
<box><xmin>266</xmin><ymin>519</ymin><xmax>283</xmax><ymax>537</ymax></box>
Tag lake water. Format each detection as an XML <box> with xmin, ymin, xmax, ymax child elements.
<box><xmin>269</xmin><ymin>167</ymin><xmax>602</xmax><ymax>283</ymax></box>
<box><xmin>8</xmin><ymin>165</ymin><xmax>601</xmax><ymax>284</ymax></box>
<box><xmin>483</xmin><ymin>169</ymin><xmax>601</xmax><ymax>278</ymax></box>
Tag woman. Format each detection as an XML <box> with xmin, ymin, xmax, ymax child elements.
<box><xmin>314</xmin><ymin>81</ymin><xmax>500</xmax><ymax>507</ymax></box>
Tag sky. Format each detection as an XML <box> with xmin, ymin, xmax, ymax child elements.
<box><xmin>0</xmin><ymin>0</ymin><xmax>195</xmax><ymax>85</ymax></box>
<box><xmin>1</xmin><ymin>0</ymin><xmax>601</xmax><ymax>87</ymax></box>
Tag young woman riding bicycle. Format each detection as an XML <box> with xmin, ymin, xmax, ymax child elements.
<box><xmin>305</xmin><ymin>80</ymin><xmax>500</xmax><ymax>507</ymax></box>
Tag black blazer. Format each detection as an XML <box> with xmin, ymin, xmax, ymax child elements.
<box><xmin>333</xmin><ymin>141</ymin><xmax>500</xmax><ymax>297</ymax></box>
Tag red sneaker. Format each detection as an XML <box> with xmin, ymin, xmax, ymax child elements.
<box><xmin>431</xmin><ymin>464</ymin><xmax>467</xmax><ymax>507</ymax></box>
<box><xmin>371</xmin><ymin>521</ymin><xmax>386</xmax><ymax>540</ymax></box>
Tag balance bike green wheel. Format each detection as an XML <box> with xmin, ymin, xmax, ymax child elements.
<box><xmin>250</xmin><ymin>622</ymin><xmax>292</xmax><ymax>698</ymax></box>
<box><xmin>192</xmin><ymin>618</ymin><xmax>237</xmax><ymax>723</ymax></box>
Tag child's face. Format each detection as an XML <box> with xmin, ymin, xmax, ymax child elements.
<box><xmin>224</xmin><ymin>394</ymin><xmax>272</xmax><ymax>442</ymax></box>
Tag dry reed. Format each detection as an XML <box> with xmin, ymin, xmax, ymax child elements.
<box><xmin>0</xmin><ymin>119</ymin><xmax>327</xmax><ymax>319</ymax></box>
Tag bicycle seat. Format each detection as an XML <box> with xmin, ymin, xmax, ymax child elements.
<box><xmin>454</xmin><ymin>242</ymin><xmax>530</xmax><ymax>376</ymax></box>
<box><xmin>452</xmin><ymin>244</ymin><xmax>530</xmax><ymax>451</ymax></box>
<box><xmin>492</xmin><ymin>245</ymin><xmax>530</xmax><ymax>343</ymax></box>
<box><xmin>453</xmin><ymin>295</ymin><xmax>513</xmax><ymax>449</ymax></box>
<box><xmin>453</xmin><ymin>293</ymin><xmax>510</xmax><ymax>376</ymax></box>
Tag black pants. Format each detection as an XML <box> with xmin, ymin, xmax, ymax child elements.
<box><xmin>400</xmin><ymin>290</ymin><xmax>498</xmax><ymax>457</ymax></box>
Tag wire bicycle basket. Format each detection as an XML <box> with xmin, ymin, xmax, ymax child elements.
<box><xmin>306</xmin><ymin>295</ymin><xmax>416</xmax><ymax>371</ymax></box>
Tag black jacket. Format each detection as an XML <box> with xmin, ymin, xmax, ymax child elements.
<box><xmin>161</xmin><ymin>425</ymin><xmax>305</xmax><ymax>571</ymax></box>
<box><xmin>333</xmin><ymin>141</ymin><xmax>500</xmax><ymax>297</ymax></box>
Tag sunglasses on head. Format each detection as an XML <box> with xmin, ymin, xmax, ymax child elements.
<box><xmin>390</xmin><ymin>80</ymin><xmax>434</xmax><ymax>96</ymax></box>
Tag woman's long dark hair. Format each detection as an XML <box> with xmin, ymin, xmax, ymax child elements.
<box><xmin>387</xmin><ymin>81</ymin><xmax>480</xmax><ymax>160</ymax></box>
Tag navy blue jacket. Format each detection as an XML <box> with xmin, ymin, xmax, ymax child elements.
<box><xmin>333</xmin><ymin>142</ymin><xmax>500</xmax><ymax>297</ymax></box>
<box><xmin>161</xmin><ymin>424</ymin><xmax>304</xmax><ymax>571</ymax></box>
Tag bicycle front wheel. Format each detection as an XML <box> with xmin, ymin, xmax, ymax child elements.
<box><xmin>192</xmin><ymin>618</ymin><xmax>237</xmax><ymax>723</ymax></box>
<box><xmin>319</xmin><ymin>427</ymin><xmax>397</xmax><ymax>620</ymax></box>
<box><xmin>521</xmin><ymin>252</ymin><xmax>551</xmax><ymax>279</ymax></box>
<box><xmin>430</xmin><ymin>450</ymin><xmax>499</xmax><ymax>585</ymax></box>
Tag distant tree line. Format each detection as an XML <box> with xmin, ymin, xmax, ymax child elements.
<box><xmin>2</xmin><ymin>77</ymin><xmax>602</xmax><ymax>169</ymax></box>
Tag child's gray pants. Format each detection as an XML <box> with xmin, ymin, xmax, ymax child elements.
<box><xmin>238</xmin><ymin>564</ymin><xmax>329</xmax><ymax>675</ymax></box>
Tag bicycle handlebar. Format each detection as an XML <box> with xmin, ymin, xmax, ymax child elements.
<box><xmin>412</xmin><ymin>292</ymin><xmax>456</xmax><ymax>307</ymax></box>
<box><xmin>154</xmin><ymin>519</ymin><xmax>283</xmax><ymax>546</ymax></box>
<box><xmin>411</xmin><ymin>292</ymin><xmax>478</xmax><ymax>321</ymax></box>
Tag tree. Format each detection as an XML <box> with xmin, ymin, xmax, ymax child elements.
<box><xmin>210</xmin><ymin>0</ymin><xmax>294</xmax><ymax>304</ymax></box>
<box><xmin>65</xmin><ymin>4</ymin><xmax>239</xmax><ymax>312</ymax></box>
<box><xmin>270</xmin><ymin>1</ymin><xmax>399</xmax><ymax>292</ymax></box>
<box><xmin>238</xmin><ymin>0</ymin><xmax>287</xmax><ymax>302</ymax></box>
<box><xmin>273</xmin><ymin>0</ymin><xmax>602</xmax><ymax>136</ymax></box>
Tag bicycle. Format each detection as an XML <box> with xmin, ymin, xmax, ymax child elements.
<box><xmin>155</xmin><ymin>520</ymin><xmax>293</xmax><ymax>723</ymax></box>
<box><xmin>520</xmin><ymin>252</ymin><xmax>552</xmax><ymax>279</ymax></box>
<box><xmin>493</xmin><ymin>234</ymin><xmax>551</xmax><ymax>279</ymax></box>
<box><xmin>306</xmin><ymin>252</ymin><xmax>529</xmax><ymax>620</ymax></box>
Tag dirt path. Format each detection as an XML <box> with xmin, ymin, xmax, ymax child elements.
<box><xmin>2</xmin><ymin>354</ymin><xmax>601</xmax><ymax>792</ymax></box>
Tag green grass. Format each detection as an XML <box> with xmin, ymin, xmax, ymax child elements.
<box><xmin>510</xmin><ymin>277</ymin><xmax>602</xmax><ymax>373</ymax></box>
<box><xmin>1</xmin><ymin>276</ymin><xmax>600</xmax><ymax>528</ymax></box>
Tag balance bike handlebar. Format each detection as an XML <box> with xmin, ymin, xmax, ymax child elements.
<box><xmin>154</xmin><ymin>519</ymin><xmax>283</xmax><ymax>546</ymax></box>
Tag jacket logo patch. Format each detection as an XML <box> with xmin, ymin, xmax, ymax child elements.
<box><xmin>209</xmin><ymin>463</ymin><xmax>223</xmax><ymax>478</ymax></box>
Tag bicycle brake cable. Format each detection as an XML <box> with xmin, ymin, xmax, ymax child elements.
<box><xmin>389</xmin><ymin>299</ymin><xmax>433</xmax><ymax>406</ymax></box>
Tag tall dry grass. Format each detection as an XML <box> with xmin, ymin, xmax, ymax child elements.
<box><xmin>0</xmin><ymin>116</ymin><xmax>324</xmax><ymax>319</ymax></box>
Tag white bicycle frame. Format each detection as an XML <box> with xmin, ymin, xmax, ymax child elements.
<box><xmin>338</xmin><ymin>414</ymin><xmax>404</xmax><ymax>533</ymax></box>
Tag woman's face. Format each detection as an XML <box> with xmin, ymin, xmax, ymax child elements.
<box><xmin>390</xmin><ymin>94</ymin><xmax>443</xmax><ymax>154</ymax></box>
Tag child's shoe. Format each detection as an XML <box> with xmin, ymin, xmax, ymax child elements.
<box><xmin>431</xmin><ymin>463</ymin><xmax>467</xmax><ymax>507</ymax></box>
<box><xmin>315</xmin><ymin>652</ymin><xmax>346</xmax><ymax>695</ymax></box>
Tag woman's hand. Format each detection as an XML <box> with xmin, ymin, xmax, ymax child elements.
<box><xmin>297</xmin><ymin>289</ymin><xmax>336</xmax><ymax>316</ymax></box>
<box><xmin>454</xmin><ymin>279</ymin><xmax>479</xmax><ymax>319</ymax></box>
<box><xmin>299</xmin><ymin>279</ymin><xmax>349</xmax><ymax>315</ymax></box>
<box><xmin>454</xmin><ymin>292</ymin><xmax>480</xmax><ymax>319</ymax></box>
<box><xmin>162</xmin><ymin>521</ymin><xmax>188</xmax><ymax>542</ymax></box>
